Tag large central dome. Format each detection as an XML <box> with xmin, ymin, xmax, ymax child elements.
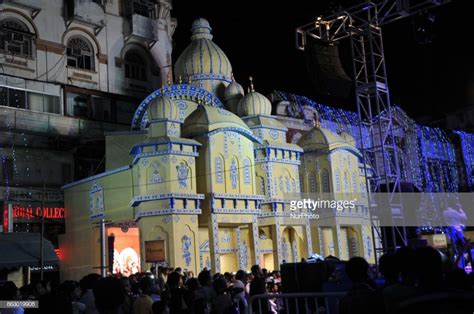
<box><xmin>174</xmin><ymin>18</ymin><xmax>232</xmax><ymax>100</ymax></box>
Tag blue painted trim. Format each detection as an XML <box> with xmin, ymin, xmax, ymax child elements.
<box><xmin>62</xmin><ymin>166</ymin><xmax>131</xmax><ymax>190</ymax></box>
<box><xmin>132</xmin><ymin>150</ymin><xmax>199</xmax><ymax>164</ymax></box>
<box><xmin>131</xmin><ymin>84</ymin><xmax>225</xmax><ymax>129</ymax></box>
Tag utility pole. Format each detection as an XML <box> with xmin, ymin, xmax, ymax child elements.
<box><xmin>100</xmin><ymin>218</ymin><xmax>106</xmax><ymax>277</ymax></box>
<box><xmin>40</xmin><ymin>179</ymin><xmax>45</xmax><ymax>280</ymax></box>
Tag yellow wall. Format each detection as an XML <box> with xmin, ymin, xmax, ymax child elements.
<box><xmin>106</xmin><ymin>133</ymin><xmax>146</xmax><ymax>170</ymax></box>
<box><xmin>60</xmin><ymin>168</ymin><xmax>134</xmax><ymax>281</ymax></box>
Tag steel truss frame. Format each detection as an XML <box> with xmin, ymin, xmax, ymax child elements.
<box><xmin>296</xmin><ymin>0</ymin><xmax>449</xmax><ymax>257</ymax></box>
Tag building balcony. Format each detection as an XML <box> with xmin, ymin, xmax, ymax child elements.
<box><xmin>125</xmin><ymin>14</ymin><xmax>159</xmax><ymax>47</ymax></box>
<box><xmin>0</xmin><ymin>106</ymin><xmax>128</xmax><ymax>139</ymax></box>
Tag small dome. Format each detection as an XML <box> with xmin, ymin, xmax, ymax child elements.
<box><xmin>224</xmin><ymin>80</ymin><xmax>244</xmax><ymax>101</ymax></box>
<box><xmin>147</xmin><ymin>95</ymin><xmax>179</xmax><ymax>122</ymax></box>
<box><xmin>182</xmin><ymin>105</ymin><xmax>261</xmax><ymax>144</ymax></box>
<box><xmin>174</xmin><ymin>18</ymin><xmax>232</xmax><ymax>99</ymax></box>
<box><xmin>238</xmin><ymin>91</ymin><xmax>272</xmax><ymax>116</ymax></box>
<box><xmin>298</xmin><ymin>126</ymin><xmax>356</xmax><ymax>152</ymax></box>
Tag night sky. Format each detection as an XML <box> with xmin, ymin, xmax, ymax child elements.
<box><xmin>171</xmin><ymin>0</ymin><xmax>473</xmax><ymax>124</ymax></box>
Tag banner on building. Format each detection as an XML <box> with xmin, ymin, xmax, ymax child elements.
<box><xmin>89</xmin><ymin>182</ymin><xmax>105</xmax><ymax>220</ymax></box>
<box><xmin>145</xmin><ymin>240</ymin><xmax>165</xmax><ymax>262</ymax></box>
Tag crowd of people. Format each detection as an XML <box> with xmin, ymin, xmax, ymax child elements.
<box><xmin>0</xmin><ymin>265</ymin><xmax>282</xmax><ymax>314</ymax></box>
<box><xmin>0</xmin><ymin>246</ymin><xmax>473</xmax><ymax>314</ymax></box>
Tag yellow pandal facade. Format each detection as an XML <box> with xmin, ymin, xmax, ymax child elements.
<box><xmin>59</xmin><ymin>18</ymin><xmax>374</xmax><ymax>281</ymax></box>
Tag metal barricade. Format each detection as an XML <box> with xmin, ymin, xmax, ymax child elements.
<box><xmin>247</xmin><ymin>292</ymin><xmax>345</xmax><ymax>314</ymax></box>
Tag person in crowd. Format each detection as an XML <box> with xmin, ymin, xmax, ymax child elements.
<box><xmin>382</xmin><ymin>248</ymin><xmax>418</xmax><ymax>313</ymax></box>
<box><xmin>133</xmin><ymin>276</ymin><xmax>156</xmax><ymax>314</ymax></box>
<box><xmin>187</xmin><ymin>271</ymin><xmax>194</xmax><ymax>280</ymax></box>
<box><xmin>211</xmin><ymin>277</ymin><xmax>235</xmax><ymax>314</ymax></box>
<box><xmin>443</xmin><ymin>198</ymin><xmax>468</xmax><ymax>257</ymax></box>
<box><xmin>414</xmin><ymin>246</ymin><xmax>444</xmax><ymax>293</ymax></box>
<box><xmin>165</xmin><ymin>271</ymin><xmax>188</xmax><ymax>314</ymax></box>
<box><xmin>79</xmin><ymin>273</ymin><xmax>101</xmax><ymax>314</ymax></box>
<box><xmin>249</xmin><ymin>265</ymin><xmax>268</xmax><ymax>314</ymax></box>
<box><xmin>93</xmin><ymin>277</ymin><xmax>124</xmax><ymax>314</ymax></box>
<box><xmin>378</xmin><ymin>253</ymin><xmax>398</xmax><ymax>287</ymax></box>
<box><xmin>266</xmin><ymin>282</ymin><xmax>282</xmax><ymax>314</ymax></box>
<box><xmin>156</xmin><ymin>267</ymin><xmax>168</xmax><ymax>293</ymax></box>
<box><xmin>338</xmin><ymin>257</ymin><xmax>377</xmax><ymax>314</ymax></box>
<box><xmin>230</xmin><ymin>269</ymin><xmax>247</xmax><ymax>312</ymax></box>
<box><xmin>119</xmin><ymin>277</ymin><xmax>134</xmax><ymax>314</ymax></box>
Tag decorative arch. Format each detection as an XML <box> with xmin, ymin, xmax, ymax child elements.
<box><xmin>131</xmin><ymin>84</ymin><xmax>225</xmax><ymax>129</ymax></box>
<box><xmin>146</xmin><ymin>225</ymin><xmax>170</xmax><ymax>265</ymax></box>
<box><xmin>66</xmin><ymin>35</ymin><xmax>95</xmax><ymax>70</ymax></box>
<box><xmin>282</xmin><ymin>226</ymin><xmax>300</xmax><ymax>263</ymax></box>
<box><xmin>214</xmin><ymin>154</ymin><xmax>225</xmax><ymax>184</ymax></box>
<box><xmin>0</xmin><ymin>17</ymin><xmax>34</xmax><ymax>57</ymax></box>
<box><xmin>0</xmin><ymin>9</ymin><xmax>38</xmax><ymax>36</ymax></box>
<box><xmin>62</xmin><ymin>26</ymin><xmax>102</xmax><ymax>55</ymax></box>
<box><xmin>229</xmin><ymin>157</ymin><xmax>239</xmax><ymax>191</ymax></box>
<box><xmin>121</xmin><ymin>42</ymin><xmax>159</xmax><ymax>80</ymax></box>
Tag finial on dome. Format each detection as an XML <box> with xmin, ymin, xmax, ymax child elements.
<box><xmin>249</xmin><ymin>76</ymin><xmax>255</xmax><ymax>92</ymax></box>
<box><xmin>178</xmin><ymin>76</ymin><xmax>183</xmax><ymax>84</ymax></box>
<box><xmin>313</xmin><ymin>117</ymin><xmax>321</xmax><ymax>129</ymax></box>
<box><xmin>191</xmin><ymin>18</ymin><xmax>213</xmax><ymax>41</ymax></box>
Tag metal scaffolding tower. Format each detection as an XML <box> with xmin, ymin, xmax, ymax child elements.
<box><xmin>296</xmin><ymin>0</ymin><xmax>449</xmax><ymax>257</ymax></box>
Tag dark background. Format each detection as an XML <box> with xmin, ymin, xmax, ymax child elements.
<box><xmin>171</xmin><ymin>0</ymin><xmax>473</xmax><ymax>124</ymax></box>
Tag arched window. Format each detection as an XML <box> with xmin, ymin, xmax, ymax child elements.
<box><xmin>215</xmin><ymin>157</ymin><xmax>224</xmax><ymax>183</ymax></box>
<box><xmin>67</xmin><ymin>36</ymin><xmax>94</xmax><ymax>71</ymax></box>
<box><xmin>243</xmin><ymin>159</ymin><xmax>251</xmax><ymax>184</ymax></box>
<box><xmin>322</xmin><ymin>169</ymin><xmax>330</xmax><ymax>193</ymax></box>
<box><xmin>0</xmin><ymin>19</ymin><xmax>33</xmax><ymax>57</ymax></box>
<box><xmin>343</xmin><ymin>171</ymin><xmax>350</xmax><ymax>193</ymax></box>
<box><xmin>335</xmin><ymin>171</ymin><xmax>341</xmax><ymax>193</ymax></box>
<box><xmin>309</xmin><ymin>173</ymin><xmax>317</xmax><ymax>193</ymax></box>
<box><xmin>125</xmin><ymin>51</ymin><xmax>146</xmax><ymax>81</ymax></box>
<box><xmin>352</xmin><ymin>172</ymin><xmax>358</xmax><ymax>194</ymax></box>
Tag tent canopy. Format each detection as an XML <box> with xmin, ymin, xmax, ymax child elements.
<box><xmin>0</xmin><ymin>232</ymin><xmax>58</xmax><ymax>268</ymax></box>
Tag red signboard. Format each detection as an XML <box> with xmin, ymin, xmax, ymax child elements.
<box><xmin>4</xmin><ymin>205</ymin><xmax>65</xmax><ymax>220</ymax></box>
<box><xmin>3</xmin><ymin>207</ymin><xmax>9</xmax><ymax>232</ymax></box>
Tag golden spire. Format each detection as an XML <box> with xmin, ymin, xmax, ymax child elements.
<box><xmin>178</xmin><ymin>76</ymin><xmax>183</xmax><ymax>84</ymax></box>
<box><xmin>249</xmin><ymin>76</ymin><xmax>255</xmax><ymax>92</ymax></box>
<box><xmin>167</xmin><ymin>78</ymin><xmax>172</xmax><ymax>86</ymax></box>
